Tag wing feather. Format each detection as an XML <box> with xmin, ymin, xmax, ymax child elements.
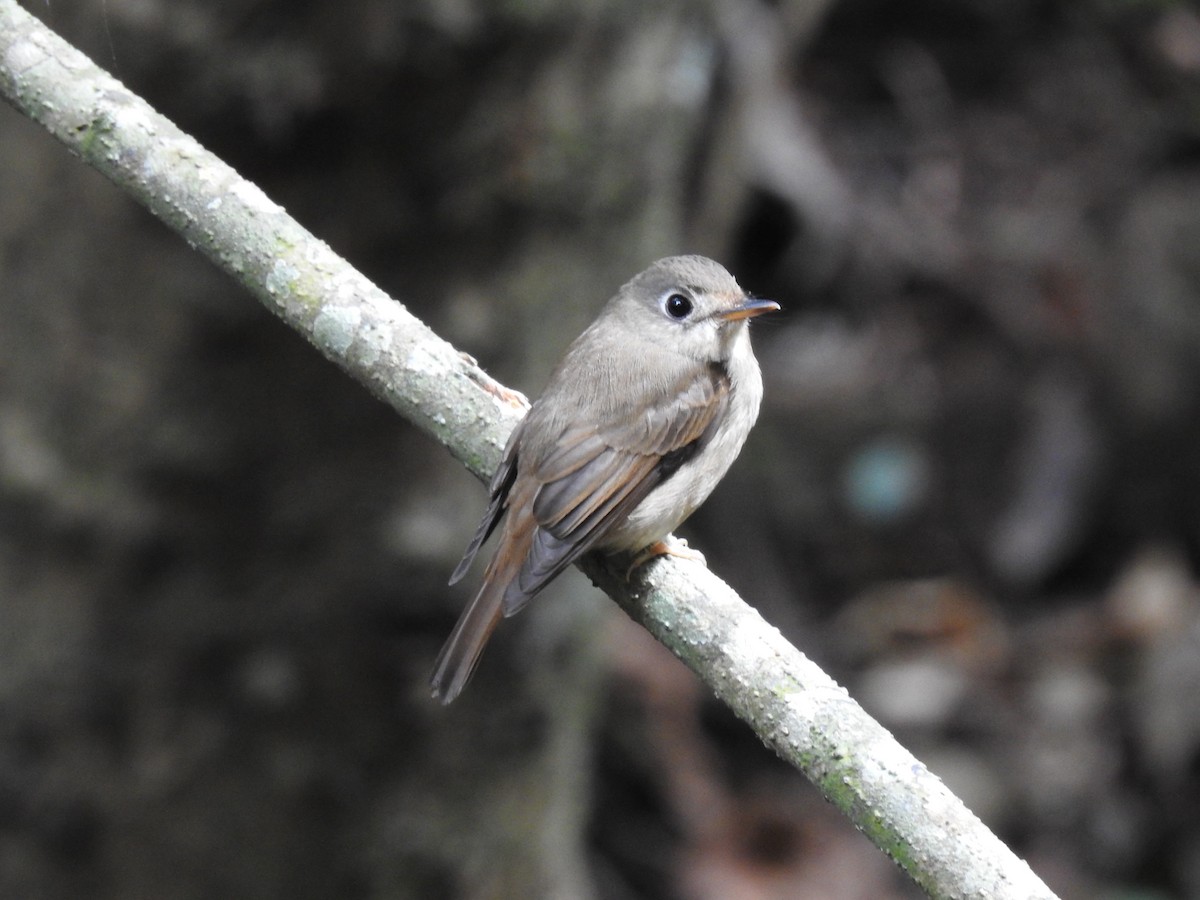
<box><xmin>448</xmin><ymin>419</ymin><xmax>525</xmax><ymax>585</ymax></box>
<box><xmin>498</xmin><ymin>364</ymin><xmax>730</xmax><ymax>616</ymax></box>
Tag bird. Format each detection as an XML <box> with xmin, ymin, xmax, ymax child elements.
<box><xmin>430</xmin><ymin>255</ymin><xmax>779</xmax><ymax>703</ymax></box>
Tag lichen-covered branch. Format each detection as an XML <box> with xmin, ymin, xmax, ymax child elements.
<box><xmin>0</xmin><ymin>2</ymin><xmax>1057</xmax><ymax>897</ymax></box>
<box><xmin>0</xmin><ymin>0</ymin><xmax>526</xmax><ymax>484</ymax></box>
<box><xmin>585</xmin><ymin>553</ymin><xmax>1055</xmax><ymax>898</ymax></box>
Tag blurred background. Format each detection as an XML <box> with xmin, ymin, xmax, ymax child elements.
<box><xmin>4</xmin><ymin>0</ymin><xmax>1200</xmax><ymax>896</ymax></box>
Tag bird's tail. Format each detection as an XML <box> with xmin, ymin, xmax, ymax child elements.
<box><xmin>429</xmin><ymin>575</ymin><xmax>506</xmax><ymax>704</ymax></box>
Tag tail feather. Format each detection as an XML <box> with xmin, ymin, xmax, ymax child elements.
<box><xmin>429</xmin><ymin>578</ymin><xmax>505</xmax><ymax>704</ymax></box>
<box><xmin>433</xmin><ymin>468</ymin><xmax>536</xmax><ymax>704</ymax></box>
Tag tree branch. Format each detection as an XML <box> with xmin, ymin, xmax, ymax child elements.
<box><xmin>0</xmin><ymin>3</ymin><xmax>1057</xmax><ymax>897</ymax></box>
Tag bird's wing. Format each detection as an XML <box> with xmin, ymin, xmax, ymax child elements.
<box><xmin>503</xmin><ymin>363</ymin><xmax>731</xmax><ymax>615</ymax></box>
<box><xmin>447</xmin><ymin>418</ymin><xmax>526</xmax><ymax>586</ymax></box>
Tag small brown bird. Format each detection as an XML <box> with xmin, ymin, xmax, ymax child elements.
<box><xmin>430</xmin><ymin>255</ymin><xmax>778</xmax><ymax>703</ymax></box>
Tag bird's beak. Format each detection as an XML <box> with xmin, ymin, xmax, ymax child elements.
<box><xmin>719</xmin><ymin>297</ymin><xmax>781</xmax><ymax>321</ymax></box>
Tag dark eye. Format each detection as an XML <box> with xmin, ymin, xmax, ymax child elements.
<box><xmin>664</xmin><ymin>293</ymin><xmax>693</xmax><ymax>319</ymax></box>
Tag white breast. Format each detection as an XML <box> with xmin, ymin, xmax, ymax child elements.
<box><xmin>602</xmin><ymin>329</ymin><xmax>764</xmax><ymax>552</ymax></box>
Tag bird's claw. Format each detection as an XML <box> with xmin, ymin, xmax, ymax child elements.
<box><xmin>624</xmin><ymin>536</ymin><xmax>707</xmax><ymax>579</ymax></box>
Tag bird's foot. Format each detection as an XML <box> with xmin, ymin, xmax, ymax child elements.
<box><xmin>624</xmin><ymin>536</ymin><xmax>706</xmax><ymax>579</ymax></box>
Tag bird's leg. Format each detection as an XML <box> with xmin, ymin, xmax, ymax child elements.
<box><xmin>624</xmin><ymin>535</ymin><xmax>707</xmax><ymax>579</ymax></box>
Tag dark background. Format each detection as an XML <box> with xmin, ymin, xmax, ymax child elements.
<box><xmin>3</xmin><ymin>1</ymin><xmax>1200</xmax><ymax>897</ymax></box>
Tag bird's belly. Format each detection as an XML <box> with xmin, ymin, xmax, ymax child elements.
<box><xmin>597</xmin><ymin>337</ymin><xmax>763</xmax><ymax>555</ymax></box>
<box><xmin>599</xmin><ymin>421</ymin><xmax>750</xmax><ymax>553</ymax></box>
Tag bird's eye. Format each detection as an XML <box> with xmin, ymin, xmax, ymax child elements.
<box><xmin>664</xmin><ymin>293</ymin><xmax>693</xmax><ymax>319</ymax></box>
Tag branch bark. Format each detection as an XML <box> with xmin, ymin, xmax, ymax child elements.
<box><xmin>0</xmin><ymin>3</ymin><xmax>1057</xmax><ymax>898</ymax></box>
